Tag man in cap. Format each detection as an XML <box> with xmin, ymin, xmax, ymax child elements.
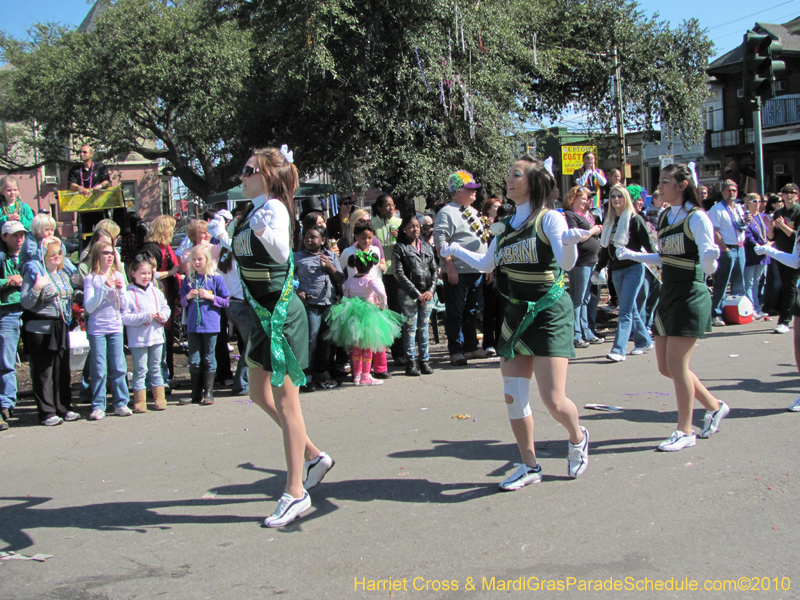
<box><xmin>768</xmin><ymin>183</ymin><xmax>800</xmax><ymax>333</ymax></box>
<box><xmin>433</xmin><ymin>170</ymin><xmax>487</xmax><ymax>365</ymax></box>
<box><xmin>0</xmin><ymin>221</ymin><xmax>26</xmax><ymax>430</ymax></box>
<box><xmin>708</xmin><ymin>179</ymin><xmax>749</xmax><ymax>326</ymax></box>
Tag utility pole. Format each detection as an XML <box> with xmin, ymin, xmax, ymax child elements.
<box><xmin>613</xmin><ymin>47</ymin><xmax>627</xmax><ymax>183</ymax></box>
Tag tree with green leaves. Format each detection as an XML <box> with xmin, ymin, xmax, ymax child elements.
<box><xmin>1</xmin><ymin>0</ymin><xmax>712</xmax><ymax>202</ymax></box>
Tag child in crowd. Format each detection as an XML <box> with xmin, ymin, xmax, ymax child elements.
<box><xmin>0</xmin><ymin>221</ymin><xmax>26</xmax><ymax>430</ymax></box>
<box><xmin>122</xmin><ymin>255</ymin><xmax>171</xmax><ymax>413</ymax></box>
<box><xmin>19</xmin><ymin>213</ymin><xmax>76</xmax><ymax>277</ymax></box>
<box><xmin>295</xmin><ymin>225</ymin><xmax>344</xmax><ymax>392</ymax></box>
<box><xmin>392</xmin><ymin>215</ymin><xmax>437</xmax><ymax>376</ymax></box>
<box><xmin>324</xmin><ymin>251</ymin><xmax>402</xmax><ymax>386</ymax></box>
<box><xmin>84</xmin><ymin>241</ymin><xmax>131</xmax><ymax>420</ymax></box>
<box><xmin>179</xmin><ymin>244</ymin><xmax>229</xmax><ymax>405</ymax></box>
<box><xmin>338</xmin><ymin>221</ymin><xmax>391</xmax><ymax>379</ymax></box>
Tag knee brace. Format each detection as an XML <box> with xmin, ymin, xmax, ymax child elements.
<box><xmin>503</xmin><ymin>376</ymin><xmax>532</xmax><ymax>420</ymax></box>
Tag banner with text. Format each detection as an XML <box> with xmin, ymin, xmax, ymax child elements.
<box><xmin>58</xmin><ymin>188</ymin><xmax>125</xmax><ymax>213</ymax></box>
<box><xmin>561</xmin><ymin>146</ymin><xmax>598</xmax><ymax>175</ymax></box>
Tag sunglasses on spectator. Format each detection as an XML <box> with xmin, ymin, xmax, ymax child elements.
<box><xmin>241</xmin><ymin>166</ymin><xmax>260</xmax><ymax>178</ymax></box>
<box><xmin>101</xmin><ymin>251</ymin><xmax>114</xmax><ymax>256</ymax></box>
<box><xmin>340</xmin><ymin>201</ymin><xmax>353</xmax><ymax>206</ymax></box>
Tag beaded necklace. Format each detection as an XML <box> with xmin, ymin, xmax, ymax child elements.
<box><xmin>458</xmin><ymin>205</ymin><xmax>491</xmax><ymax>243</ymax></box>
<box><xmin>80</xmin><ymin>162</ymin><xmax>94</xmax><ymax>189</ymax></box>
<box><xmin>752</xmin><ymin>213</ymin><xmax>767</xmax><ymax>243</ymax></box>
<box><xmin>46</xmin><ymin>269</ymin><xmax>73</xmax><ymax>325</ymax></box>
<box><xmin>1</xmin><ymin>198</ymin><xmax>20</xmax><ymax>216</ymax></box>
<box><xmin>192</xmin><ymin>274</ymin><xmax>205</xmax><ymax>327</ymax></box>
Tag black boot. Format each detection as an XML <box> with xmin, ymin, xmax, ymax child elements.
<box><xmin>185</xmin><ymin>372</ymin><xmax>202</xmax><ymax>404</ymax></box>
<box><xmin>405</xmin><ymin>361</ymin><xmax>420</xmax><ymax>376</ymax></box>
<box><xmin>202</xmin><ymin>371</ymin><xmax>216</xmax><ymax>405</ymax></box>
<box><xmin>419</xmin><ymin>361</ymin><xmax>434</xmax><ymax>375</ymax></box>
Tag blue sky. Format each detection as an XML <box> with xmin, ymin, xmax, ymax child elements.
<box><xmin>3</xmin><ymin>0</ymin><xmax>799</xmax><ymax>58</ymax></box>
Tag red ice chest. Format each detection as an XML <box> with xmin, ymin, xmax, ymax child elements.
<box><xmin>722</xmin><ymin>295</ymin><xmax>754</xmax><ymax>325</ymax></box>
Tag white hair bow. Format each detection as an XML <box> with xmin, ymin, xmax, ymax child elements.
<box><xmin>543</xmin><ymin>156</ymin><xmax>554</xmax><ymax>177</ymax></box>
<box><xmin>280</xmin><ymin>144</ymin><xmax>294</xmax><ymax>164</ymax></box>
<box><xmin>688</xmin><ymin>161</ymin><xmax>698</xmax><ymax>187</ymax></box>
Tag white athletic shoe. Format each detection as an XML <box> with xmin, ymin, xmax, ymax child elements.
<box><xmin>499</xmin><ymin>463</ymin><xmax>542</xmax><ymax>491</ymax></box>
<box><xmin>89</xmin><ymin>409</ymin><xmax>105</xmax><ymax>421</ymax></box>
<box><xmin>263</xmin><ymin>491</ymin><xmax>311</xmax><ymax>528</ymax></box>
<box><xmin>567</xmin><ymin>427</ymin><xmax>589</xmax><ymax>478</ymax></box>
<box><xmin>788</xmin><ymin>396</ymin><xmax>800</xmax><ymax>412</ymax></box>
<box><xmin>630</xmin><ymin>343</ymin><xmax>654</xmax><ymax>355</ymax></box>
<box><xmin>774</xmin><ymin>324</ymin><xmax>790</xmax><ymax>334</ymax></box>
<box><xmin>658</xmin><ymin>430</ymin><xmax>696</xmax><ymax>452</ymax></box>
<box><xmin>606</xmin><ymin>352</ymin><xmax>626</xmax><ymax>362</ymax></box>
<box><xmin>699</xmin><ymin>401</ymin><xmax>730</xmax><ymax>438</ymax></box>
<box><xmin>304</xmin><ymin>452</ymin><xmax>335</xmax><ymax>490</ymax></box>
<box><xmin>114</xmin><ymin>405</ymin><xmax>133</xmax><ymax>417</ymax></box>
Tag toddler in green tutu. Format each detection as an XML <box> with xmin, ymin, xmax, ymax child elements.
<box><xmin>325</xmin><ymin>247</ymin><xmax>403</xmax><ymax>386</ymax></box>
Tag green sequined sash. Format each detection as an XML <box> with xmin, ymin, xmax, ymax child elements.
<box><xmin>236</xmin><ymin>253</ymin><xmax>306</xmax><ymax>387</ymax></box>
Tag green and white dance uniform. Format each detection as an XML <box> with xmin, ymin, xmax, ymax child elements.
<box><xmin>232</xmin><ymin>195</ymin><xmax>308</xmax><ymax>382</ymax></box>
<box><xmin>446</xmin><ymin>203</ymin><xmax>581</xmax><ymax>359</ymax></box>
<box><xmin>617</xmin><ymin>203</ymin><xmax>719</xmax><ymax>339</ymax></box>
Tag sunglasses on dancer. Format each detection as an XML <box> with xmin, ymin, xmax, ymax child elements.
<box><xmin>241</xmin><ymin>166</ymin><xmax>261</xmax><ymax>178</ymax></box>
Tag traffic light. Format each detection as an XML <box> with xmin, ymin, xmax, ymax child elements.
<box><xmin>743</xmin><ymin>31</ymin><xmax>786</xmax><ymax>101</ymax></box>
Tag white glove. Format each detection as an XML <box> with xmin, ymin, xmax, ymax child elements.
<box><xmin>590</xmin><ymin>269</ymin><xmax>606</xmax><ymax>285</ymax></box>
<box><xmin>439</xmin><ymin>242</ymin><xmax>459</xmax><ymax>258</ymax></box>
<box><xmin>207</xmin><ymin>216</ymin><xmax>226</xmax><ymax>239</ymax></box>
<box><xmin>614</xmin><ymin>246</ymin><xmax>637</xmax><ymax>261</ymax></box>
<box><xmin>754</xmin><ymin>245</ymin><xmax>769</xmax><ymax>256</ymax></box>
<box><xmin>250</xmin><ymin>209</ymin><xmax>273</xmax><ymax>233</ymax></box>
<box><xmin>561</xmin><ymin>228</ymin><xmax>588</xmax><ymax>246</ymax></box>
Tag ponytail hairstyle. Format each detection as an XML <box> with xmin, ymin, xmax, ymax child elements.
<box><xmin>128</xmin><ymin>253</ymin><xmax>155</xmax><ymax>283</ymax></box>
<box><xmin>348</xmin><ymin>250</ymin><xmax>379</xmax><ymax>275</ymax></box>
<box><xmin>252</xmin><ymin>147</ymin><xmax>299</xmax><ymax>235</ymax></box>
<box><xmin>661</xmin><ymin>163</ymin><xmax>702</xmax><ymax>209</ymax></box>
<box><xmin>516</xmin><ymin>154</ymin><xmax>555</xmax><ymax>229</ymax></box>
<box><xmin>396</xmin><ymin>214</ymin><xmax>420</xmax><ymax>245</ymax></box>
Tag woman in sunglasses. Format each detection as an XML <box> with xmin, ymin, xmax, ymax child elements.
<box><xmin>21</xmin><ymin>240</ymin><xmax>81</xmax><ymax>426</ymax></box>
<box><xmin>234</xmin><ymin>147</ymin><xmax>334</xmax><ymax>527</ymax></box>
<box><xmin>326</xmin><ymin>197</ymin><xmax>353</xmax><ymax>244</ymax></box>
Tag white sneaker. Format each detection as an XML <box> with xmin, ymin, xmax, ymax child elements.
<box><xmin>567</xmin><ymin>427</ymin><xmax>589</xmax><ymax>478</ymax></box>
<box><xmin>658</xmin><ymin>430</ymin><xmax>696</xmax><ymax>452</ymax></box>
<box><xmin>304</xmin><ymin>452</ymin><xmax>335</xmax><ymax>490</ymax></box>
<box><xmin>788</xmin><ymin>396</ymin><xmax>800</xmax><ymax>412</ymax></box>
<box><xmin>712</xmin><ymin>316</ymin><xmax>725</xmax><ymax>327</ymax></box>
<box><xmin>64</xmin><ymin>411</ymin><xmax>81</xmax><ymax>422</ymax></box>
<box><xmin>484</xmin><ymin>347</ymin><xmax>497</xmax><ymax>357</ymax></box>
<box><xmin>89</xmin><ymin>409</ymin><xmax>105</xmax><ymax>421</ymax></box>
<box><xmin>499</xmin><ymin>463</ymin><xmax>542</xmax><ymax>491</ymax></box>
<box><xmin>774</xmin><ymin>324</ymin><xmax>790</xmax><ymax>334</ymax></box>
<box><xmin>114</xmin><ymin>405</ymin><xmax>133</xmax><ymax>417</ymax></box>
<box><xmin>263</xmin><ymin>491</ymin><xmax>311</xmax><ymax>528</ymax></box>
<box><xmin>606</xmin><ymin>352</ymin><xmax>626</xmax><ymax>362</ymax></box>
<box><xmin>630</xmin><ymin>343</ymin><xmax>654</xmax><ymax>355</ymax></box>
<box><xmin>699</xmin><ymin>400</ymin><xmax>730</xmax><ymax>438</ymax></box>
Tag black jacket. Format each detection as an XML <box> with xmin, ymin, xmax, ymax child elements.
<box><xmin>393</xmin><ymin>240</ymin><xmax>437</xmax><ymax>298</ymax></box>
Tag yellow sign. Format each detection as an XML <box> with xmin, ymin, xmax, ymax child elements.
<box><xmin>561</xmin><ymin>145</ymin><xmax>598</xmax><ymax>175</ymax></box>
<box><xmin>58</xmin><ymin>188</ymin><xmax>125</xmax><ymax>213</ymax></box>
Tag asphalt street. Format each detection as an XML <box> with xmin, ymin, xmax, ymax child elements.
<box><xmin>1</xmin><ymin>318</ymin><xmax>797</xmax><ymax>600</ymax></box>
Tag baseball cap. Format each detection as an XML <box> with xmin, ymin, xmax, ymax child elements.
<box><xmin>448</xmin><ymin>170</ymin><xmax>481</xmax><ymax>193</ymax></box>
<box><xmin>780</xmin><ymin>183</ymin><xmax>799</xmax><ymax>194</ymax></box>
<box><xmin>2</xmin><ymin>221</ymin><xmax>26</xmax><ymax>235</ymax></box>
<box><xmin>217</xmin><ymin>209</ymin><xmax>233</xmax><ymax>221</ymax></box>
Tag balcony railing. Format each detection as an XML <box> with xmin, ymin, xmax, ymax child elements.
<box><xmin>762</xmin><ymin>94</ymin><xmax>800</xmax><ymax>129</ymax></box>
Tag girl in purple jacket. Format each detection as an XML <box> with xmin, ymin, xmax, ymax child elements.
<box><xmin>180</xmin><ymin>244</ymin><xmax>229</xmax><ymax>405</ymax></box>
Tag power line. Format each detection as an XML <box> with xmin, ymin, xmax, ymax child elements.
<box><xmin>707</xmin><ymin>0</ymin><xmax>796</xmax><ymax>31</ymax></box>
<box><xmin>712</xmin><ymin>9</ymin><xmax>800</xmax><ymax>46</ymax></box>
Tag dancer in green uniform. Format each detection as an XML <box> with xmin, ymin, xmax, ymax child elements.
<box><xmin>616</xmin><ymin>164</ymin><xmax>730</xmax><ymax>451</ymax></box>
<box><xmin>234</xmin><ymin>147</ymin><xmax>334</xmax><ymax>527</ymax></box>
<box><xmin>441</xmin><ymin>158</ymin><xmax>590</xmax><ymax>489</ymax></box>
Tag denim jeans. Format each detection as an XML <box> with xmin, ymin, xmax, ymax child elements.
<box><xmin>305</xmin><ymin>304</ymin><xmax>333</xmax><ymax>381</ymax></box>
<box><xmin>187</xmin><ymin>332</ymin><xmax>218</xmax><ymax>374</ymax></box>
<box><xmin>226</xmin><ymin>301</ymin><xmax>252</xmax><ymax>393</ymax></box>
<box><xmin>610</xmin><ymin>263</ymin><xmax>652</xmax><ymax>355</ymax></box>
<box><xmin>129</xmin><ymin>345</ymin><xmax>164</xmax><ymax>391</ymax></box>
<box><xmin>711</xmin><ymin>246</ymin><xmax>746</xmax><ymax>316</ymax></box>
<box><xmin>637</xmin><ymin>269</ymin><xmax>661</xmax><ymax>329</ymax></box>
<box><xmin>744</xmin><ymin>263</ymin><xmax>767</xmax><ymax>314</ymax></box>
<box><xmin>400</xmin><ymin>291</ymin><xmax>433</xmax><ymax>362</ymax></box>
<box><xmin>0</xmin><ymin>309</ymin><xmax>21</xmax><ymax>410</ymax></box>
<box><xmin>568</xmin><ymin>265</ymin><xmax>594</xmax><ymax>342</ymax></box>
<box><xmin>443</xmin><ymin>272</ymin><xmax>483</xmax><ymax>355</ymax></box>
<box><xmin>89</xmin><ymin>332</ymin><xmax>130</xmax><ymax>411</ymax></box>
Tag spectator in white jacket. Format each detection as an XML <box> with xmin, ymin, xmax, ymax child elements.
<box><xmin>121</xmin><ymin>255</ymin><xmax>171</xmax><ymax>413</ymax></box>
